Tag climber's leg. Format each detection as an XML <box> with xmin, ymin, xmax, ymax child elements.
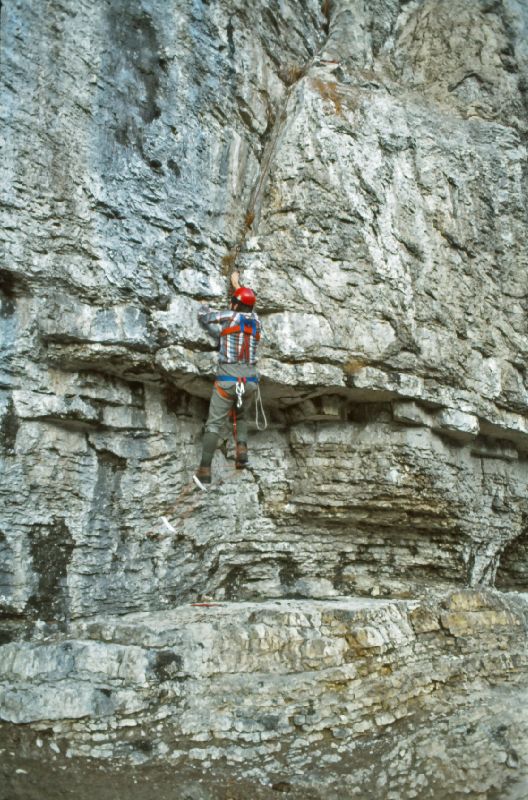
<box><xmin>194</xmin><ymin>383</ymin><xmax>235</xmax><ymax>487</ymax></box>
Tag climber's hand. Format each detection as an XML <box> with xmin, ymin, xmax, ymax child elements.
<box><xmin>230</xmin><ymin>271</ymin><xmax>240</xmax><ymax>290</ymax></box>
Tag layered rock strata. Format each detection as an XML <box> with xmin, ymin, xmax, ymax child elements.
<box><xmin>1</xmin><ymin>591</ymin><xmax>528</xmax><ymax>799</ymax></box>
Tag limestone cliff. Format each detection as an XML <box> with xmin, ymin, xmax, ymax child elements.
<box><xmin>1</xmin><ymin>1</ymin><xmax>528</xmax><ymax>798</ymax></box>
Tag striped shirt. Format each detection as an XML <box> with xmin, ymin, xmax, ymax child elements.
<box><xmin>198</xmin><ymin>306</ymin><xmax>262</xmax><ymax>365</ymax></box>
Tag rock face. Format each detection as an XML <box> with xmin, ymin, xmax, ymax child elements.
<box><xmin>1</xmin><ymin>0</ymin><xmax>528</xmax><ymax>797</ymax></box>
<box><xmin>2</xmin><ymin>591</ymin><xmax>528</xmax><ymax>800</ymax></box>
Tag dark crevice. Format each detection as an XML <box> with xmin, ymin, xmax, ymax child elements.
<box><xmin>0</xmin><ymin>268</ymin><xmax>30</xmax><ymax>315</ymax></box>
<box><xmin>27</xmin><ymin>518</ymin><xmax>75</xmax><ymax>621</ymax></box>
<box><xmin>495</xmin><ymin>515</ymin><xmax>528</xmax><ymax>591</ymax></box>
<box><xmin>321</xmin><ymin>0</ymin><xmax>332</xmax><ymax>36</ymax></box>
<box><xmin>104</xmin><ymin>1</ymin><xmax>162</xmax><ymax>156</ymax></box>
<box><xmin>0</xmin><ymin>397</ymin><xmax>18</xmax><ymax>454</ymax></box>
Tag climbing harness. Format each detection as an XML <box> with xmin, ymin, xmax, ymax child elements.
<box><xmin>216</xmin><ymin>374</ymin><xmax>258</xmax><ymax>407</ymax></box>
<box><xmin>216</xmin><ymin>375</ymin><xmax>259</xmax><ymax>384</ymax></box>
<box><xmin>219</xmin><ymin>312</ymin><xmax>260</xmax><ymax>363</ymax></box>
<box><xmin>216</xmin><ymin>373</ymin><xmax>267</xmax><ymax>432</ymax></box>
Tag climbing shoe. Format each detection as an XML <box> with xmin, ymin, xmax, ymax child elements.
<box><xmin>193</xmin><ymin>466</ymin><xmax>211</xmax><ymax>491</ymax></box>
<box><xmin>235</xmin><ymin>443</ymin><xmax>249</xmax><ymax>469</ymax></box>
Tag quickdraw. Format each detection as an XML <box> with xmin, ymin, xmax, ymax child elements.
<box><xmin>236</xmin><ymin>378</ymin><xmax>246</xmax><ymax>408</ymax></box>
<box><xmin>215</xmin><ymin>375</ymin><xmax>258</xmax><ymax>408</ymax></box>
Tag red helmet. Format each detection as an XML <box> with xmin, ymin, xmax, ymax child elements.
<box><xmin>233</xmin><ymin>286</ymin><xmax>256</xmax><ymax>307</ymax></box>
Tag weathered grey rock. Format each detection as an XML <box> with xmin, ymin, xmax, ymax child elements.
<box><xmin>1</xmin><ymin>591</ymin><xmax>527</xmax><ymax>798</ymax></box>
<box><xmin>2</xmin><ymin>0</ymin><xmax>528</xmax><ymax>797</ymax></box>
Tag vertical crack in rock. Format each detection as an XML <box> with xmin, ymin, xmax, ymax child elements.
<box><xmin>222</xmin><ymin>4</ymin><xmax>334</xmax><ymax>277</ymax></box>
<box><xmin>87</xmin><ymin>447</ymin><xmax>127</xmax><ymax>540</ymax></box>
<box><xmin>0</xmin><ymin>529</ymin><xmax>14</xmax><ymax>627</ymax></box>
<box><xmin>0</xmin><ymin>270</ymin><xmax>17</xmax><ymax>319</ymax></box>
<box><xmin>0</xmin><ymin>270</ymin><xmax>21</xmax><ymax>454</ymax></box>
<box><xmin>27</xmin><ymin>518</ymin><xmax>75</xmax><ymax>621</ymax></box>
<box><xmin>496</xmin><ymin>512</ymin><xmax>528</xmax><ymax>590</ymax></box>
<box><xmin>0</xmin><ymin>397</ymin><xmax>18</xmax><ymax>455</ymax></box>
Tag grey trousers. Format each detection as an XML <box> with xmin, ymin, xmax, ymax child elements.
<box><xmin>204</xmin><ymin>364</ymin><xmax>258</xmax><ymax>442</ymax></box>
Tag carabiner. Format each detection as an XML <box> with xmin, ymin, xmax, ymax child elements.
<box><xmin>235</xmin><ymin>379</ymin><xmax>245</xmax><ymax>409</ymax></box>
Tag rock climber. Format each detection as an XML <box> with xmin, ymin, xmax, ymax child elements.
<box><xmin>194</xmin><ymin>271</ymin><xmax>262</xmax><ymax>489</ymax></box>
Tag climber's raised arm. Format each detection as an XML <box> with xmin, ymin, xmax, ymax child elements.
<box><xmin>197</xmin><ymin>304</ymin><xmax>234</xmax><ymax>337</ymax></box>
<box><xmin>197</xmin><ymin>271</ymin><xmax>243</xmax><ymax>335</ymax></box>
<box><xmin>230</xmin><ymin>270</ymin><xmax>241</xmax><ymax>291</ymax></box>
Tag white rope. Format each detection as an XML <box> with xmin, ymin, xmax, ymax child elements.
<box><xmin>255</xmin><ymin>382</ymin><xmax>268</xmax><ymax>431</ymax></box>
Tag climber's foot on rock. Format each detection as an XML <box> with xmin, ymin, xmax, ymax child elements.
<box><xmin>193</xmin><ymin>467</ymin><xmax>211</xmax><ymax>491</ymax></box>
<box><xmin>235</xmin><ymin>443</ymin><xmax>249</xmax><ymax>469</ymax></box>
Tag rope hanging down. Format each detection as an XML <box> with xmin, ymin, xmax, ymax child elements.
<box><xmin>255</xmin><ymin>382</ymin><xmax>267</xmax><ymax>431</ymax></box>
